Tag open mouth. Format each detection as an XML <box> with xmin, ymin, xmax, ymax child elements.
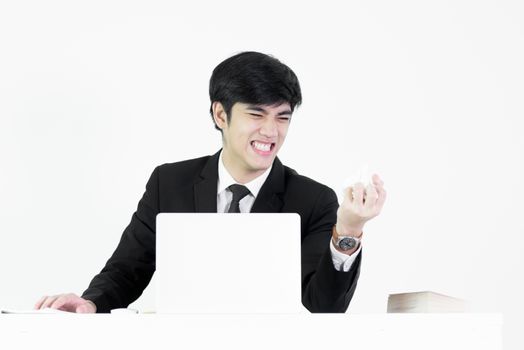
<box><xmin>251</xmin><ymin>141</ymin><xmax>275</xmax><ymax>154</ymax></box>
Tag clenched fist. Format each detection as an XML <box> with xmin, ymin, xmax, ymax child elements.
<box><xmin>336</xmin><ymin>174</ymin><xmax>387</xmax><ymax>237</ymax></box>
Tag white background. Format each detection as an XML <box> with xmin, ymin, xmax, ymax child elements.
<box><xmin>1</xmin><ymin>1</ymin><xmax>522</xmax><ymax>349</ymax></box>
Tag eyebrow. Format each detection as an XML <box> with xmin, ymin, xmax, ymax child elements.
<box><xmin>246</xmin><ymin>105</ymin><xmax>293</xmax><ymax>116</ymax></box>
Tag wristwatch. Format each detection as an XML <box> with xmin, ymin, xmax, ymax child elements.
<box><xmin>332</xmin><ymin>226</ymin><xmax>361</xmax><ymax>251</ymax></box>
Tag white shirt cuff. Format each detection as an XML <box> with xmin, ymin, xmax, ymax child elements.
<box><xmin>330</xmin><ymin>239</ymin><xmax>361</xmax><ymax>272</ymax></box>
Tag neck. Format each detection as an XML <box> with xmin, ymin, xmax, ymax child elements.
<box><xmin>221</xmin><ymin>151</ymin><xmax>265</xmax><ymax>185</ymax></box>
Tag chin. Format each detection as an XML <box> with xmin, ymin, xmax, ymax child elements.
<box><xmin>251</xmin><ymin>163</ymin><xmax>271</xmax><ymax>172</ymax></box>
<box><xmin>248</xmin><ymin>158</ymin><xmax>273</xmax><ymax>172</ymax></box>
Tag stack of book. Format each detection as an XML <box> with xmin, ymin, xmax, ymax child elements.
<box><xmin>387</xmin><ymin>291</ymin><xmax>468</xmax><ymax>313</ymax></box>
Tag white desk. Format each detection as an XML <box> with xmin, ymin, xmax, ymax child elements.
<box><xmin>0</xmin><ymin>313</ymin><xmax>502</xmax><ymax>350</ymax></box>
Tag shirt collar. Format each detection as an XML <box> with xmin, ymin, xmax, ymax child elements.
<box><xmin>217</xmin><ymin>150</ymin><xmax>273</xmax><ymax>198</ymax></box>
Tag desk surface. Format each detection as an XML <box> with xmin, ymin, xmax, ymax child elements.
<box><xmin>0</xmin><ymin>313</ymin><xmax>502</xmax><ymax>350</ymax></box>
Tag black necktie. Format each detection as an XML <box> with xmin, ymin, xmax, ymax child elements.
<box><xmin>227</xmin><ymin>184</ymin><xmax>251</xmax><ymax>213</ymax></box>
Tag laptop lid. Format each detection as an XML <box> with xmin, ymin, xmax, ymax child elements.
<box><xmin>156</xmin><ymin>213</ymin><xmax>303</xmax><ymax>314</ymax></box>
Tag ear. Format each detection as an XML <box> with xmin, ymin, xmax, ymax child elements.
<box><xmin>212</xmin><ymin>102</ymin><xmax>228</xmax><ymax>130</ymax></box>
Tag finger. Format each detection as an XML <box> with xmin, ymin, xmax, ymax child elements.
<box><xmin>344</xmin><ymin>186</ymin><xmax>355</xmax><ymax>202</ymax></box>
<box><xmin>372</xmin><ymin>174</ymin><xmax>384</xmax><ymax>186</ymax></box>
<box><xmin>50</xmin><ymin>295</ymin><xmax>70</xmax><ymax>310</ymax></box>
<box><xmin>374</xmin><ymin>186</ymin><xmax>387</xmax><ymax>211</ymax></box>
<box><xmin>41</xmin><ymin>295</ymin><xmax>59</xmax><ymax>309</ymax></box>
<box><xmin>352</xmin><ymin>182</ymin><xmax>365</xmax><ymax>205</ymax></box>
<box><xmin>374</xmin><ymin>180</ymin><xmax>385</xmax><ymax>195</ymax></box>
<box><xmin>364</xmin><ymin>184</ymin><xmax>378</xmax><ymax>211</ymax></box>
<box><xmin>373</xmin><ymin>182</ymin><xmax>385</xmax><ymax>200</ymax></box>
<box><xmin>34</xmin><ymin>296</ymin><xmax>48</xmax><ymax>310</ymax></box>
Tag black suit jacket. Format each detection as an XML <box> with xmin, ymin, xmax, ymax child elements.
<box><xmin>82</xmin><ymin>150</ymin><xmax>361</xmax><ymax>313</ymax></box>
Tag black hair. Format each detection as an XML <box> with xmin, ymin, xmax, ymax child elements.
<box><xmin>209</xmin><ymin>51</ymin><xmax>302</xmax><ymax>131</ymax></box>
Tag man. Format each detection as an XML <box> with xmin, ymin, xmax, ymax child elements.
<box><xmin>35</xmin><ymin>51</ymin><xmax>386</xmax><ymax>313</ymax></box>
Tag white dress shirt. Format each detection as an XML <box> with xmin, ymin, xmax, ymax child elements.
<box><xmin>216</xmin><ymin>151</ymin><xmax>361</xmax><ymax>272</ymax></box>
<box><xmin>216</xmin><ymin>152</ymin><xmax>272</xmax><ymax>213</ymax></box>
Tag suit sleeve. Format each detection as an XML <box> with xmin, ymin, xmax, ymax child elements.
<box><xmin>81</xmin><ymin>167</ymin><xmax>160</xmax><ymax>313</ymax></box>
<box><xmin>301</xmin><ymin>186</ymin><xmax>361</xmax><ymax>313</ymax></box>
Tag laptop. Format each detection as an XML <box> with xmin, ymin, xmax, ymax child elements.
<box><xmin>155</xmin><ymin>213</ymin><xmax>303</xmax><ymax>314</ymax></box>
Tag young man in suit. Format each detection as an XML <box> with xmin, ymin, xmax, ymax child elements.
<box><xmin>35</xmin><ymin>51</ymin><xmax>386</xmax><ymax>313</ymax></box>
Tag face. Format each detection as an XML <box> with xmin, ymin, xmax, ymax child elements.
<box><xmin>213</xmin><ymin>101</ymin><xmax>292</xmax><ymax>183</ymax></box>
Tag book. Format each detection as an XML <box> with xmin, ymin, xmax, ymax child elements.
<box><xmin>387</xmin><ymin>291</ymin><xmax>468</xmax><ymax>313</ymax></box>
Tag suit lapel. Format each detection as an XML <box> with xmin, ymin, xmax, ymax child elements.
<box><xmin>193</xmin><ymin>150</ymin><xmax>220</xmax><ymax>213</ymax></box>
<box><xmin>251</xmin><ymin>157</ymin><xmax>286</xmax><ymax>213</ymax></box>
<box><xmin>193</xmin><ymin>151</ymin><xmax>286</xmax><ymax>213</ymax></box>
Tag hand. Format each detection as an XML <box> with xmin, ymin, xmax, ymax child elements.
<box><xmin>34</xmin><ymin>293</ymin><xmax>96</xmax><ymax>313</ymax></box>
<box><xmin>336</xmin><ymin>174</ymin><xmax>387</xmax><ymax>236</ymax></box>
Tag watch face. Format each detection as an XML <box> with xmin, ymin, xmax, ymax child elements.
<box><xmin>339</xmin><ymin>237</ymin><xmax>357</xmax><ymax>251</ymax></box>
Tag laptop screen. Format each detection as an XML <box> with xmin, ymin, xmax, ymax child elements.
<box><xmin>156</xmin><ymin>213</ymin><xmax>302</xmax><ymax>314</ymax></box>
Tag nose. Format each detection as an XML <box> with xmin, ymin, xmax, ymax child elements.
<box><xmin>259</xmin><ymin>117</ymin><xmax>278</xmax><ymax>138</ymax></box>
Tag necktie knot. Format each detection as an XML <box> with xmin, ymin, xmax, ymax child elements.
<box><xmin>227</xmin><ymin>184</ymin><xmax>251</xmax><ymax>213</ymax></box>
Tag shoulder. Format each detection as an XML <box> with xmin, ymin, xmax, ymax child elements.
<box><xmin>147</xmin><ymin>153</ymin><xmax>217</xmax><ymax>191</ymax></box>
<box><xmin>281</xmin><ymin>164</ymin><xmax>338</xmax><ymax>204</ymax></box>
<box><xmin>278</xmin><ymin>163</ymin><xmax>338</xmax><ymax>228</ymax></box>
<box><xmin>156</xmin><ymin>155</ymin><xmax>211</xmax><ymax>178</ymax></box>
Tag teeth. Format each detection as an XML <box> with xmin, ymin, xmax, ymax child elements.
<box><xmin>253</xmin><ymin>141</ymin><xmax>271</xmax><ymax>152</ymax></box>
